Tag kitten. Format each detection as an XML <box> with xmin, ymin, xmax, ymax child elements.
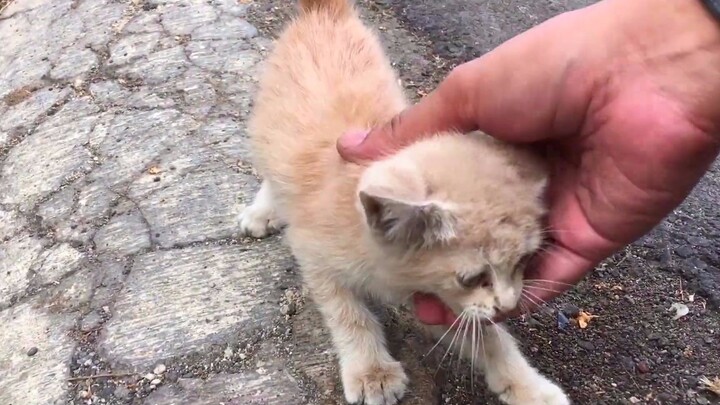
<box><xmin>239</xmin><ymin>0</ymin><xmax>571</xmax><ymax>404</ymax></box>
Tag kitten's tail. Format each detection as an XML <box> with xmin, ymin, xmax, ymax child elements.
<box><xmin>298</xmin><ymin>0</ymin><xmax>353</xmax><ymax>19</ymax></box>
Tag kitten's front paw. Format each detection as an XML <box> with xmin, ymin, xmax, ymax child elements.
<box><xmin>342</xmin><ymin>360</ymin><xmax>408</xmax><ymax>405</ymax></box>
<box><xmin>499</xmin><ymin>377</ymin><xmax>570</xmax><ymax>405</ymax></box>
<box><xmin>238</xmin><ymin>204</ymin><xmax>283</xmax><ymax>238</ymax></box>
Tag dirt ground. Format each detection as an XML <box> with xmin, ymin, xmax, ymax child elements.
<box><xmin>246</xmin><ymin>1</ymin><xmax>720</xmax><ymax>404</ymax></box>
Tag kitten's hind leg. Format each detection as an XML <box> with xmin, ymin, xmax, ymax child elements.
<box><xmin>427</xmin><ymin>323</ymin><xmax>569</xmax><ymax>405</ymax></box>
<box><xmin>238</xmin><ymin>180</ymin><xmax>284</xmax><ymax>238</ymax></box>
<box><xmin>309</xmin><ymin>276</ymin><xmax>408</xmax><ymax>405</ymax></box>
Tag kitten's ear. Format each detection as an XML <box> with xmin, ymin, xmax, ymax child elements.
<box><xmin>359</xmin><ymin>191</ymin><xmax>457</xmax><ymax>250</ymax></box>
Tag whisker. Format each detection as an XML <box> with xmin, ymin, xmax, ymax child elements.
<box><xmin>524</xmin><ymin>279</ymin><xmax>575</xmax><ymax>287</ymax></box>
<box><xmin>479</xmin><ymin>321</ymin><xmax>486</xmax><ymax>361</ymax></box>
<box><xmin>456</xmin><ymin>313</ymin><xmax>470</xmax><ymax>374</ymax></box>
<box><xmin>520</xmin><ymin>292</ymin><xmax>554</xmax><ymax>316</ymax></box>
<box><xmin>523</xmin><ymin>289</ymin><xmax>551</xmax><ymax>306</ymax></box>
<box><xmin>488</xmin><ymin>318</ymin><xmax>516</xmax><ymax>346</ymax></box>
<box><xmin>425</xmin><ymin>310</ymin><xmax>464</xmax><ymax>357</ymax></box>
<box><xmin>435</xmin><ymin>314</ymin><xmax>466</xmax><ymax>375</ymax></box>
<box><xmin>539</xmin><ymin>228</ymin><xmax>573</xmax><ymax>236</ymax></box>
<box><xmin>470</xmin><ymin>314</ymin><xmax>477</xmax><ymax>392</ymax></box>
<box><xmin>519</xmin><ymin>300</ymin><xmax>531</xmax><ymax>316</ymax></box>
<box><xmin>523</xmin><ymin>284</ymin><xmax>564</xmax><ymax>295</ymax></box>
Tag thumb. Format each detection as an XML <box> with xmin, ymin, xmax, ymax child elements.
<box><xmin>336</xmin><ymin>66</ymin><xmax>478</xmax><ymax>163</ymax></box>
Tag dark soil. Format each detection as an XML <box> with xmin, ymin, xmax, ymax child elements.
<box><xmin>247</xmin><ymin>0</ymin><xmax>720</xmax><ymax>404</ymax></box>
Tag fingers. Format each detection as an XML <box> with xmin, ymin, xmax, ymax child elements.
<box><xmin>492</xmin><ymin>243</ymin><xmax>595</xmax><ymax>323</ymax></box>
<box><xmin>336</xmin><ymin>66</ymin><xmax>478</xmax><ymax>163</ymax></box>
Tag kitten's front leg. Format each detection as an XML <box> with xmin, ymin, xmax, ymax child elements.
<box><xmin>427</xmin><ymin>323</ymin><xmax>569</xmax><ymax>405</ymax></box>
<box><xmin>238</xmin><ymin>180</ymin><xmax>284</xmax><ymax>238</ymax></box>
<box><xmin>479</xmin><ymin>324</ymin><xmax>569</xmax><ymax>405</ymax></box>
<box><xmin>310</xmin><ymin>278</ymin><xmax>408</xmax><ymax>405</ymax></box>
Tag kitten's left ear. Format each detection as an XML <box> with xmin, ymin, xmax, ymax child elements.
<box><xmin>359</xmin><ymin>191</ymin><xmax>457</xmax><ymax>250</ymax></box>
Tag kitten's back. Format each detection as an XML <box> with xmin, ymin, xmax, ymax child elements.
<box><xmin>248</xmin><ymin>0</ymin><xmax>406</xmax><ymax>198</ymax></box>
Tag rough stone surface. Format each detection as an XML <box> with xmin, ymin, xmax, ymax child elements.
<box><xmin>144</xmin><ymin>372</ymin><xmax>303</xmax><ymax>405</ymax></box>
<box><xmin>99</xmin><ymin>243</ymin><xmax>294</xmax><ymax>369</ymax></box>
<box><xmin>3</xmin><ymin>0</ymin><xmax>719</xmax><ymax>404</ymax></box>
<box><xmin>0</xmin><ymin>302</ymin><xmax>77</xmax><ymax>405</ymax></box>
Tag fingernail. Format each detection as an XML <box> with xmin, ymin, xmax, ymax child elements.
<box><xmin>339</xmin><ymin>130</ymin><xmax>369</xmax><ymax>149</ymax></box>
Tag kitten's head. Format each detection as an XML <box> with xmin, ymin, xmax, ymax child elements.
<box><xmin>356</xmin><ymin>132</ymin><xmax>547</xmax><ymax>320</ymax></box>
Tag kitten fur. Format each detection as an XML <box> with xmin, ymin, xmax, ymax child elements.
<box><xmin>239</xmin><ymin>0</ymin><xmax>571</xmax><ymax>404</ymax></box>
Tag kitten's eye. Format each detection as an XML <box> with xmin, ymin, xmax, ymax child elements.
<box><xmin>457</xmin><ymin>272</ymin><xmax>492</xmax><ymax>289</ymax></box>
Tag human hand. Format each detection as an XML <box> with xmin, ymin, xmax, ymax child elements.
<box><xmin>338</xmin><ymin>0</ymin><xmax>720</xmax><ymax>324</ymax></box>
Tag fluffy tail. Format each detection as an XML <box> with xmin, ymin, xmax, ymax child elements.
<box><xmin>298</xmin><ymin>0</ymin><xmax>353</xmax><ymax>18</ymax></box>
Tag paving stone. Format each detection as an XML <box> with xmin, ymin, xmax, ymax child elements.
<box><xmin>37</xmin><ymin>186</ymin><xmax>78</xmax><ymax>229</ymax></box>
<box><xmin>0</xmin><ymin>87</ymin><xmax>71</xmax><ymax>131</ymax></box>
<box><xmin>0</xmin><ymin>207</ymin><xmax>27</xmax><ymax>240</ymax></box>
<box><xmin>117</xmin><ymin>46</ymin><xmax>189</xmax><ymax>84</ymax></box>
<box><xmin>144</xmin><ymin>371</ymin><xmax>303</xmax><ymax>405</ymax></box>
<box><xmin>159</xmin><ymin>2</ymin><xmax>219</xmax><ymax>36</ymax></box>
<box><xmin>109</xmin><ymin>32</ymin><xmax>163</xmax><ymax>66</ymax></box>
<box><xmin>99</xmin><ymin>243</ymin><xmax>294</xmax><ymax>369</ymax></box>
<box><xmin>94</xmin><ymin>210</ymin><xmax>152</xmax><ymax>256</ymax></box>
<box><xmin>136</xmin><ymin>168</ymin><xmax>255</xmax><ymax>248</ymax></box>
<box><xmin>89</xmin><ymin>81</ymin><xmax>176</xmax><ymax>109</ymax></box>
<box><xmin>37</xmin><ymin>269</ymin><xmax>94</xmax><ymax>312</ymax></box>
<box><xmin>49</xmin><ymin>47</ymin><xmax>99</xmax><ymax>80</ymax></box>
<box><xmin>0</xmin><ymin>114</ymin><xmax>97</xmax><ymax>210</ymax></box>
<box><xmin>186</xmin><ymin>39</ymin><xmax>260</xmax><ymax>73</ymax></box>
<box><xmin>125</xmin><ymin>12</ymin><xmax>164</xmax><ymax>34</ymax></box>
<box><xmin>31</xmin><ymin>243</ymin><xmax>85</xmax><ymax>285</ymax></box>
<box><xmin>191</xmin><ymin>15</ymin><xmax>257</xmax><ymax>40</ymax></box>
<box><xmin>89</xmin><ymin>109</ymin><xmax>199</xmax><ymax>188</ymax></box>
<box><xmin>0</xmin><ymin>302</ymin><xmax>77</xmax><ymax>405</ymax></box>
<box><xmin>0</xmin><ymin>233</ymin><xmax>46</xmax><ymax>308</ymax></box>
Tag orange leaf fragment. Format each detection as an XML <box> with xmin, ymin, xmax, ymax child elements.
<box><xmin>576</xmin><ymin>310</ymin><xmax>599</xmax><ymax>329</ymax></box>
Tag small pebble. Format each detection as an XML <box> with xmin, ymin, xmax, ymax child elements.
<box><xmin>153</xmin><ymin>364</ymin><xmax>166</xmax><ymax>375</ymax></box>
<box><xmin>636</xmin><ymin>361</ymin><xmax>651</xmax><ymax>374</ymax></box>
<box><xmin>577</xmin><ymin>340</ymin><xmax>595</xmax><ymax>351</ymax></box>
<box><xmin>27</xmin><ymin>347</ymin><xmax>38</xmax><ymax>356</ymax></box>
<box><xmin>144</xmin><ymin>373</ymin><xmax>155</xmax><ymax>381</ymax></box>
<box><xmin>280</xmin><ymin>303</ymin><xmax>296</xmax><ymax>316</ymax></box>
<box><xmin>79</xmin><ymin>390</ymin><xmax>90</xmax><ymax>399</ymax></box>
<box><xmin>556</xmin><ymin>312</ymin><xmax>569</xmax><ymax>330</ymax></box>
<box><xmin>150</xmin><ymin>378</ymin><xmax>161</xmax><ymax>386</ymax></box>
<box><xmin>114</xmin><ymin>386</ymin><xmax>130</xmax><ymax>399</ymax></box>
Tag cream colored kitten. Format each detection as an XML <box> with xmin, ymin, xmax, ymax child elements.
<box><xmin>239</xmin><ymin>0</ymin><xmax>570</xmax><ymax>404</ymax></box>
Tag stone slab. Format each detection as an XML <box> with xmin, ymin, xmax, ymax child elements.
<box><xmin>0</xmin><ymin>302</ymin><xmax>78</xmax><ymax>405</ymax></box>
<box><xmin>98</xmin><ymin>243</ymin><xmax>294</xmax><ymax>369</ymax></box>
<box><xmin>144</xmin><ymin>371</ymin><xmax>304</xmax><ymax>405</ymax></box>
